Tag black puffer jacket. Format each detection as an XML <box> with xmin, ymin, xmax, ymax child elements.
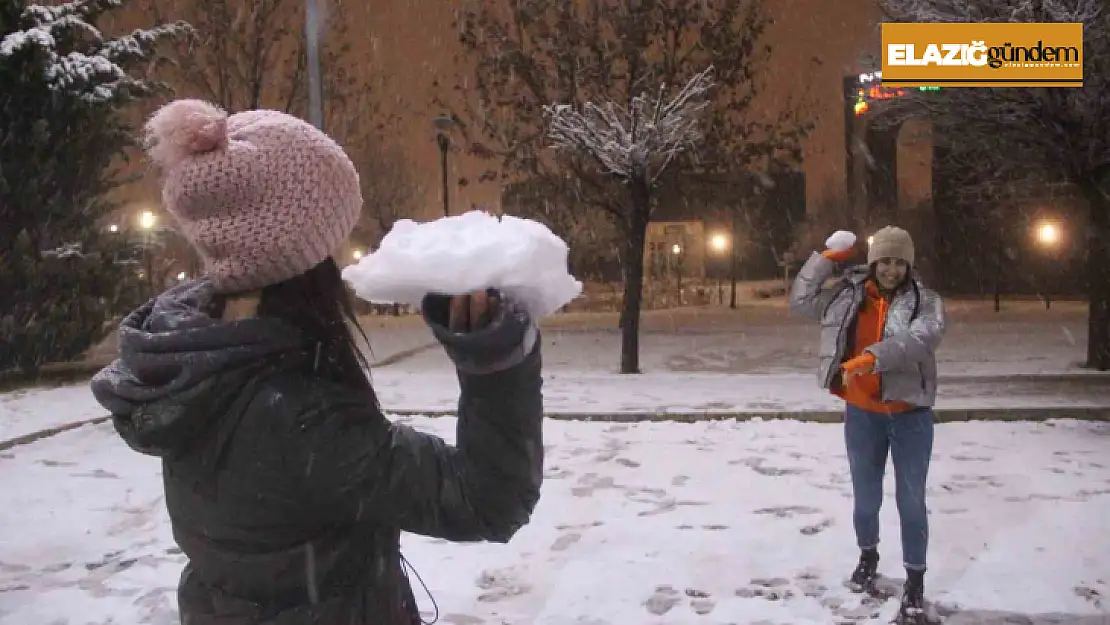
<box><xmin>90</xmin><ymin>280</ymin><xmax>544</xmax><ymax>625</ymax></box>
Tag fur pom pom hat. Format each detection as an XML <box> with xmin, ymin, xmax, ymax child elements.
<box><xmin>143</xmin><ymin>99</ymin><xmax>362</xmax><ymax>294</ymax></box>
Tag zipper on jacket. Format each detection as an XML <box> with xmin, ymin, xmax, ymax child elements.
<box><xmin>876</xmin><ymin>293</ymin><xmax>890</xmax><ymax>400</ymax></box>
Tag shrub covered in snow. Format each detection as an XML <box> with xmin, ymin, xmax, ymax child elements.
<box><xmin>0</xmin><ymin>0</ymin><xmax>187</xmax><ymax>374</ymax></box>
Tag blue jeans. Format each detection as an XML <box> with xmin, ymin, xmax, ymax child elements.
<box><xmin>844</xmin><ymin>404</ymin><xmax>934</xmax><ymax>570</ymax></box>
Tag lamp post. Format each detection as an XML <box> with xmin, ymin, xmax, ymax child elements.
<box><xmin>671</xmin><ymin>243</ymin><xmax>684</xmax><ymax>305</ymax></box>
<box><xmin>304</xmin><ymin>0</ymin><xmax>324</xmax><ymax>130</ymax></box>
<box><xmin>433</xmin><ymin>115</ymin><xmax>455</xmax><ymax>217</ymax></box>
<box><xmin>138</xmin><ymin>210</ymin><xmax>157</xmax><ymax>298</ymax></box>
<box><xmin>709</xmin><ymin>232</ymin><xmax>729</xmax><ymax>305</ymax></box>
<box><xmin>1033</xmin><ymin>219</ymin><xmax>1061</xmax><ymax>310</ymax></box>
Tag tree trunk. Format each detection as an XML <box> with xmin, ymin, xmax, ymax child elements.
<box><xmin>1079</xmin><ymin>178</ymin><xmax>1110</xmax><ymax>370</ymax></box>
<box><xmin>619</xmin><ymin>175</ymin><xmax>650</xmax><ymax>374</ymax></box>
<box><xmin>729</xmin><ymin>212</ymin><xmax>739</xmax><ymax>309</ymax></box>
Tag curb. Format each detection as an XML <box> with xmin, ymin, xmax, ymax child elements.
<box><xmin>386</xmin><ymin>406</ymin><xmax>1110</xmax><ymax>423</ymax></box>
<box><xmin>0</xmin><ymin>417</ymin><xmax>113</xmax><ymax>452</ymax></box>
<box><xmin>5</xmin><ymin>406</ymin><xmax>1108</xmax><ymax>453</ymax></box>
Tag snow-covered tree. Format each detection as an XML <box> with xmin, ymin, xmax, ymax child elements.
<box><xmin>543</xmin><ymin>67</ymin><xmax>715</xmax><ymax>373</ymax></box>
<box><xmin>0</xmin><ymin>0</ymin><xmax>186</xmax><ymax>375</ymax></box>
<box><xmin>446</xmin><ymin>0</ymin><xmax>813</xmax><ymax>374</ymax></box>
<box><xmin>872</xmin><ymin>0</ymin><xmax>1110</xmax><ymax>370</ymax></box>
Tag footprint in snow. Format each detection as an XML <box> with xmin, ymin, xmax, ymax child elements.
<box><xmin>71</xmin><ymin>468</ymin><xmax>119</xmax><ymax>479</ymax></box>
<box><xmin>753</xmin><ymin>505</ymin><xmax>821</xmax><ymax>518</ymax></box>
<box><xmin>736</xmin><ymin>577</ymin><xmax>795</xmax><ymax>601</ymax></box>
<box><xmin>550</xmin><ymin>532</ymin><xmax>581</xmax><ymax>552</ymax></box>
<box><xmin>685</xmin><ymin>588</ymin><xmax>715</xmax><ymax>614</ymax></box>
<box><xmin>644</xmin><ymin>585</ymin><xmax>681</xmax><ymax>615</ymax></box>
<box><xmin>475</xmin><ymin>567</ymin><xmax>531</xmax><ymax>603</ymax></box>
<box><xmin>800</xmin><ymin>517</ymin><xmax>834</xmax><ymax>535</ymax></box>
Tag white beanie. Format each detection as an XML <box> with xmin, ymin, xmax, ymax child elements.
<box><xmin>868</xmin><ymin>226</ymin><xmax>914</xmax><ymax>266</ymax></box>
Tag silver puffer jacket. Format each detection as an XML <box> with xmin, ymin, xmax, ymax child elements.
<box><xmin>789</xmin><ymin>251</ymin><xmax>947</xmax><ymax>407</ymax></box>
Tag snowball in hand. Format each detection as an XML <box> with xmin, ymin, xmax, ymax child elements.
<box><xmin>825</xmin><ymin>230</ymin><xmax>857</xmax><ymax>252</ymax></box>
<box><xmin>341</xmin><ymin>211</ymin><xmax>583</xmax><ymax>317</ymax></box>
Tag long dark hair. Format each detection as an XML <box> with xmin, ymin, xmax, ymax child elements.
<box><xmin>255</xmin><ymin>257</ymin><xmax>377</xmax><ymax>399</ymax></box>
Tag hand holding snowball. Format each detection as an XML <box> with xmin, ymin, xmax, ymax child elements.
<box><xmin>823</xmin><ymin>230</ymin><xmax>857</xmax><ymax>262</ymax></box>
<box><xmin>449</xmin><ymin>290</ymin><xmax>499</xmax><ymax>333</ymax></box>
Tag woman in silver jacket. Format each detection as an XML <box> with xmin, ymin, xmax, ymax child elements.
<box><xmin>789</xmin><ymin>226</ymin><xmax>946</xmax><ymax>624</ymax></box>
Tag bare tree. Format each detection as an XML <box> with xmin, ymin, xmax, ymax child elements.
<box><xmin>874</xmin><ymin>0</ymin><xmax>1110</xmax><ymax>369</ymax></box>
<box><xmin>143</xmin><ymin>0</ymin><xmax>367</xmax><ymax>124</ymax></box>
<box><xmin>446</xmin><ymin>0</ymin><xmax>814</xmax><ymax>373</ymax></box>
<box><xmin>544</xmin><ymin>68</ymin><xmax>715</xmax><ymax>372</ymax></box>
<box><xmin>347</xmin><ymin>140</ymin><xmax>422</xmax><ymax>247</ymax></box>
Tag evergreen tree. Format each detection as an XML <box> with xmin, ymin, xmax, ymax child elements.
<box><xmin>0</xmin><ymin>0</ymin><xmax>186</xmax><ymax>374</ymax></box>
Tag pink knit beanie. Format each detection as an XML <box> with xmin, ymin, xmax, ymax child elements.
<box><xmin>143</xmin><ymin>99</ymin><xmax>362</xmax><ymax>294</ymax></box>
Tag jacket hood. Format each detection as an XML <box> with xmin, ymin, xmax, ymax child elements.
<box><xmin>90</xmin><ymin>279</ymin><xmax>305</xmax><ymax>458</ymax></box>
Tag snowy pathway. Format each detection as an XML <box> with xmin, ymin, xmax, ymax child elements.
<box><xmin>1</xmin><ymin>417</ymin><xmax>1107</xmax><ymax>624</ymax></box>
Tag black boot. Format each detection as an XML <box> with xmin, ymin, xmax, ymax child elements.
<box><xmin>848</xmin><ymin>547</ymin><xmax>879</xmax><ymax>591</ymax></box>
<box><xmin>899</xmin><ymin>568</ymin><xmax>926</xmax><ymax>623</ymax></box>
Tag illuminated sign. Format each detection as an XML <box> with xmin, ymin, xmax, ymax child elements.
<box><xmin>852</xmin><ymin>71</ymin><xmax>942</xmax><ymax>115</ymax></box>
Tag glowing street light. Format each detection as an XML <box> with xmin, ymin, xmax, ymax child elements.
<box><xmin>671</xmin><ymin>243</ymin><xmax>682</xmax><ymax>255</ymax></box>
<box><xmin>138</xmin><ymin>210</ymin><xmax>156</xmax><ymax>230</ymax></box>
<box><xmin>709</xmin><ymin>233</ymin><xmax>729</xmax><ymax>253</ymax></box>
<box><xmin>108</xmin><ymin>224</ymin><xmax>119</xmax><ymax>233</ymax></box>
<box><xmin>352</xmin><ymin>249</ymin><xmax>364</xmax><ymax>260</ymax></box>
<box><xmin>1035</xmin><ymin>221</ymin><xmax>1060</xmax><ymax>247</ymax></box>
<box><xmin>177</xmin><ymin>271</ymin><xmax>187</xmax><ymax>281</ymax></box>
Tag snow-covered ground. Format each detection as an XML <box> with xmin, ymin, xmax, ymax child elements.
<box><xmin>3</xmin><ymin>300</ymin><xmax>1106</xmax><ymax>444</ymax></box>
<box><xmin>1</xmin><ymin>417</ymin><xmax>1107</xmax><ymax>624</ymax></box>
<box><xmin>84</xmin><ymin>300</ymin><xmax>1095</xmax><ymax>376</ymax></box>
<box><xmin>5</xmin><ymin>372</ymin><xmax>1110</xmax><ymax>446</ymax></box>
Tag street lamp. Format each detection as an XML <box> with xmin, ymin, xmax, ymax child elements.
<box><xmin>138</xmin><ymin>210</ymin><xmax>157</xmax><ymax>298</ymax></box>
<box><xmin>108</xmin><ymin>224</ymin><xmax>119</xmax><ymax>233</ymax></box>
<box><xmin>671</xmin><ymin>243</ymin><xmax>682</xmax><ymax>255</ymax></box>
<box><xmin>304</xmin><ymin>0</ymin><xmax>324</xmax><ymax>130</ymax></box>
<box><xmin>433</xmin><ymin>115</ymin><xmax>455</xmax><ymax>217</ymax></box>
<box><xmin>1035</xmin><ymin>221</ymin><xmax>1059</xmax><ymax>247</ymax></box>
<box><xmin>709</xmin><ymin>233</ymin><xmax>729</xmax><ymax>253</ymax></box>
<box><xmin>1033</xmin><ymin>219</ymin><xmax>1062</xmax><ymax>310</ymax></box>
<box><xmin>352</xmin><ymin>249</ymin><xmax>363</xmax><ymax>260</ymax></box>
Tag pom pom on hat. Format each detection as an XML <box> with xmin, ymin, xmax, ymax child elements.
<box><xmin>144</xmin><ymin>99</ymin><xmax>229</xmax><ymax>170</ymax></box>
<box><xmin>145</xmin><ymin>98</ymin><xmax>363</xmax><ymax>294</ymax></box>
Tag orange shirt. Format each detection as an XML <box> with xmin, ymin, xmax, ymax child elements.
<box><xmin>831</xmin><ymin>280</ymin><xmax>914</xmax><ymax>414</ymax></box>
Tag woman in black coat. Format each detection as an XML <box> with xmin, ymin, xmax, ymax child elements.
<box><xmin>91</xmin><ymin>99</ymin><xmax>544</xmax><ymax>624</ymax></box>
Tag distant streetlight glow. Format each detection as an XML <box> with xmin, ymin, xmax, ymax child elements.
<box><xmin>709</xmin><ymin>233</ymin><xmax>729</xmax><ymax>253</ymax></box>
<box><xmin>139</xmin><ymin>210</ymin><xmax>156</xmax><ymax>230</ymax></box>
<box><xmin>1035</xmin><ymin>221</ymin><xmax>1060</xmax><ymax>246</ymax></box>
<box><xmin>177</xmin><ymin>271</ymin><xmax>187</xmax><ymax>281</ymax></box>
<box><xmin>671</xmin><ymin>243</ymin><xmax>682</xmax><ymax>255</ymax></box>
<box><xmin>108</xmin><ymin>224</ymin><xmax>119</xmax><ymax>233</ymax></box>
<box><xmin>352</xmin><ymin>249</ymin><xmax>363</xmax><ymax>260</ymax></box>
